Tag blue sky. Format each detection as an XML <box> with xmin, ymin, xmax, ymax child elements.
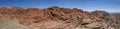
<box><xmin>0</xmin><ymin>0</ymin><xmax>120</xmax><ymax>13</ymax></box>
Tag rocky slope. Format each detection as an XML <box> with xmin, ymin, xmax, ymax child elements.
<box><xmin>0</xmin><ymin>6</ymin><xmax>119</xmax><ymax>29</ymax></box>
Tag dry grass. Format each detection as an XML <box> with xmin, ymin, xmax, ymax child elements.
<box><xmin>0</xmin><ymin>18</ymin><xmax>34</xmax><ymax>29</ymax></box>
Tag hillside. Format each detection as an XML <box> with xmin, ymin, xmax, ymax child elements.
<box><xmin>0</xmin><ymin>6</ymin><xmax>119</xmax><ymax>29</ymax></box>
<box><xmin>111</xmin><ymin>13</ymin><xmax>120</xmax><ymax>29</ymax></box>
<box><xmin>112</xmin><ymin>13</ymin><xmax>120</xmax><ymax>20</ymax></box>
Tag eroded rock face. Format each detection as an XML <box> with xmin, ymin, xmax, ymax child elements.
<box><xmin>0</xmin><ymin>6</ymin><xmax>119</xmax><ymax>29</ymax></box>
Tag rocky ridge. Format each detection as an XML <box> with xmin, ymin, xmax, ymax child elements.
<box><xmin>0</xmin><ymin>6</ymin><xmax>119</xmax><ymax>29</ymax></box>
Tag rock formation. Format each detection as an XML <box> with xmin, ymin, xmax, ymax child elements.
<box><xmin>0</xmin><ymin>6</ymin><xmax>119</xmax><ymax>29</ymax></box>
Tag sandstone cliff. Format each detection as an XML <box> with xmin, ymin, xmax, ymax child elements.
<box><xmin>0</xmin><ymin>6</ymin><xmax>119</xmax><ymax>29</ymax></box>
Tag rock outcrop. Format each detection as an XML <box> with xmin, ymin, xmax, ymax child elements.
<box><xmin>0</xmin><ymin>6</ymin><xmax>119</xmax><ymax>29</ymax></box>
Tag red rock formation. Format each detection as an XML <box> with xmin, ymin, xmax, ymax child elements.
<box><xmin>0</xmin><ymin>6</ymin><xmax>119</xmax><ymax>29</ymax></box>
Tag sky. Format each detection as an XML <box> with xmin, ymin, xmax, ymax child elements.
<box><xmin>0</xmin><ymin>0</ymin><xmax>120</xmax><ymax>13</ymax></box>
